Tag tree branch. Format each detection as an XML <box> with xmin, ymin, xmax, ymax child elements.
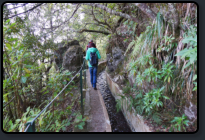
<box><xmin>3</xmin><ymin>96</ymin><xmax>15</xmax><ymax>108</ymax></box>
<box><xmin>84</xmin><ymin>22</ymin><xmax>110</xmax><ymax>30</ymax></box>
<box><xmin>41</xmin><ymin>4</ymin><xmax>81</xmax><ymax>34</ymax></box>
<box><xmin>7</xmin><ymin>3</ymin><xmax>29</xmax><ymax>11</ymax></box>
<box><xmin>81</xmin><ymin>3</ymin><xmax>141</xmax><ymax>24</ymax></box>
<box><xmin>7</xmin><ymin>3</ymin><xmax>44</xmax><ymax>19</ymax></box>
<box><xmin>114</xmin><ymin>17</ymin><xmax>124</xmax><ymax>29</ymax></box>
<box><xmin>78</xmin><ymin>29</ymin><xmax>110</xmax><ymax>35</ymax></box>
<box><xmin>134</xmin><ymin>3</ymin><xmax>157</xmax><ymax>20</ymax></box>
<box><xmin>91</xmin><ymin>6</ymin><xmax>112</xmax><ymax>31</ymax></box>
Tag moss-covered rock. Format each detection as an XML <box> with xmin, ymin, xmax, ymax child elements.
<box><xmin>54</xmin><ymin>40</ymin><xmax>85</xmax><ymax>75</ymax></box>
<box><xmin>62</xmin><ymin>45</ymin><xmax>85</xmax><ymax>75</ymax></box>
<box><xmin>106</xmin><ymin>47</ymin><xmax>124</xmax><ymax>75</ymax></box>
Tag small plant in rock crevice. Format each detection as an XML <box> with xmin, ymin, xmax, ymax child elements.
<box><xmin>170</xmin><ymin>114</ymin><xmax>189</xmax><ymax>132</ymax></box>
<box><xmin>122</xmin><ymin>82</ymin><xmax>132</xmax><ymax>95</ymax></box>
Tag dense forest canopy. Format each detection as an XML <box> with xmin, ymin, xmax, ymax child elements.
<box><xmin>3</xmin><ymin>3</ymin><xmax>197</xmax><ymax>132</ymax></box>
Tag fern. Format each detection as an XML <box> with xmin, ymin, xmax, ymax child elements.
<box><xmin>152</xmin><ymin>112</ymin><xmax>162</xmax><ymax>124</ymax></box>
<box><xmin>132</xmin><ymin>34</ymin><xmax>146</xmax><ymax>57</ymax></box>
<box><xmin>135</xmin><ymin>105</ymin><xmax>144</xmax><ymax>115</ymax></box>
<box><xmin>122</xmin><ymin>84</ymin><xmax>131</xmax><ymax>94</ymax></box>
<box><xmin>125</xmin><ymin>39</ymin><xmax>136</xmax><ymax>55</ymax></box>
<box><xmin>125</xmin><ymin>31</ymin><xmax>146</xmax><ymax>58</ymax></box>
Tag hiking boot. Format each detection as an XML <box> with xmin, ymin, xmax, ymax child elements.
<box><xmin>94</xmin><ymin>87</ymin><xmax>97</xmax><ymax>90</ymax></box>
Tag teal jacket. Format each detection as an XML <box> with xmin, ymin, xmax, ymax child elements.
<box><xmin>85</xmin><ymin>47</ymin><xmax>101</xmax><ymax>67</ymax></box>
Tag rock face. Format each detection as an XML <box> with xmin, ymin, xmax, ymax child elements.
<box><xmin>106</xmin><ymin>46</ymin><xmax>127</xmax><ymax>86</ymax></box>
<box><xmin>63</xmin><ymin>45</ymin><xmax>85</xmax><ymax>74</ymax></box>
<box><xmin>105</xmin><ymin>33</ymin><xmax>128</xmax><ymax>85</ymax></box>
<box><xmin>107</xmin><ymin>47</ymin><xmax>124</xmax><ymax>73</ymax></box>
<box><xmin>54</xmin><ymin>40</ymin><xmax>85</xmax><ymax>74</ymax></box>
<box><xmin>105</xmin><ymin>22</ymin><xmax>197</xmax><ymax>130</ymax></box>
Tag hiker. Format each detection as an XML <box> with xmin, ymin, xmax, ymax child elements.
<box><xmin>86</xmin><ymin>40</ymin><xmax>96</xmax><ymax>51</ymax></box>
<box><xmin>85</xmin><ymin>40</ymin><xmax>101</xmax><ymax>90</ymax></box>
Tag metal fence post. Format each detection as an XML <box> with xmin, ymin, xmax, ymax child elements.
<box><xmin>83</xmin><ymin>58</ymin><xmax>86</xmax><ymax>89</ymax></box>
<box><xmin>80</xmin><ymin>64</ymin><xmax>83</xmax><ymax>115</ymax></box>
<box><xmin>25</xmin><ymin>121</ymin><xmax>35</xmax><ymax>132</ymax></box>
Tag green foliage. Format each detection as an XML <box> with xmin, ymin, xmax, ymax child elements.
<box><xmin>152</xmin><ymin>112</ymin><xmax>162</xmax><ymax>124</ymax></box>
<box><xmin>3</xmin><ymin>115</ymin><xmax>20</xmax><ymax>132</ymax></box>
<box><xmin>128</xmin><ymin>53</ymin><xmax>153</xmax><ymax>80</ymax></box>
<box><xmin>143</xmin><ymin>87</ymin><xmax>166</xmax><ymax>113</ymax></box>
<box><xmin>130</xmin><ymin>86</ymin><xmax>169</xmax><ymax>124</ymax></box>
<box><xmin>42</xmin><ymin>111</ymin><xmax>72</xmax><ymax>132</ymax></box>
<box><xmin>170</xmin><ymin>114</ymin><xmax>189</xmax><ymax>132</ymax></box>
<box><xmin>4</xmin><ymin>104</ymin><xmax>78</xmax><ymax>132</ymax></box>
<box><xmin>133</xmin><ymin>91</ymin><xmax>144</xmax><ymax>115</ymax></box>
<box><xmin>116</xmin><ymin>99</ymin><xmax>122</xmax><ymax>113</ymax></box>
<box><xmin>135</xmin><ymin>72</ymin><xmax>144</xmax><ymax>86</ymax></box>
<box><xmin>3</xmin><ymin>18</ymin><xmax>80</xmax><ymax>132</ymax></box>
<box><xmin>115</xmin><ymin>95</ymin><xmax>126</xmax><ymax>113</ymax></box>
<box><xmin>125</xmin><ymin>27</ymin><xmax>147</xmax><ymax>57</ymax></box>
<box><xmin>161</xmin><ymin>61</ymin><xmax>175</xmax><ymax>83</ymax></box>
<box><xmin>125</xmin><ymin>23</ymin><xmax>175</xmax><ymax>124</ymax></box>
<box><xmin>143</xmin><ymin>65</ymin><xmax>158</xmax><ymax>83</ymax></box>
<box><xmin>157</xmin><ymin>35</ymin><xmax>175</xmax><ymax>52</ymax></box>
<box><xmin>122</xmin><ymin>83</ymin><xmax>131</xmax><ymax>94</ymax></box>
<box><xmin>4</xmin><ymin>3</ymin><xmax>197</xmax><ymax>132</ymax></box>
<box><xmin>74</xmin><ymin>114</ymin><xmax>86</xmax><ymax>130</ymax></box>
<box><xmin>193</xmin><ymin>82</ymin><xmax>197</xmax><ymax>91</ymax></box>
<box><xmin>107</xmin><ymin>3</ymin><xmax>116</xmax><ymax>9</ymax></box>
<box><xmin>3</xmin><ymin>107</ymin><xmax>38</xmax><ymax>132</ymax></box>
<box><xmin>96</xmin><ymin>36</ymin><xmax>109</xmax><ymax>61</ymax></box>
<box><xmin>193</xmin><ymin>74</ymin><xmax>197</xmax><ymax>91</ymax></box>
<box><xmin>124</xmin><ymin>12</ymin><xmax>182</xmax><ymax>127</ymax></box>
<box><xmin>175</xmin><ymin>25</ymin><xmax>197</xmax><ymax>70</ymax></box>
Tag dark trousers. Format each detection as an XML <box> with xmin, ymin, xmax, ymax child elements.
<box><xmin>89</xmin><ymin>66</ymin><xmax>97</xmax><ymax>88</ymax></box>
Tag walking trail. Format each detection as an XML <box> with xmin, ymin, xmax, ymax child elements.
<box><xmin>84</xmin><ymin>69</ymin><xmax>111</xmax><ymax>132</ymax></box>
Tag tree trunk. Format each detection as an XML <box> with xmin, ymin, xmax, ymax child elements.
<box><xmin>13</xmin><ymin>99</ymin><xmax>17</xmax><ymax>119</ymax></box>
<box><xmin>8</xmin><ymin>103</ymin><xmax>15</xmax><ymax>123</ymax></box>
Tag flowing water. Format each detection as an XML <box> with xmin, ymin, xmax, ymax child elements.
<box><xmin>97</xmin><ymin>71</ymin><xmax>131</xmax><ymax>132</ymax></box>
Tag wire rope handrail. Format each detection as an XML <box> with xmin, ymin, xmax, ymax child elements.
<box><xmin>24</xmin><ymin>58</ymin><xmax>86</xmax><ymax>132</ymax></box>
<box><xmin>3</xmin><ymin>54</ymin><xmax>85</xmax><ymax>108</ymax></box>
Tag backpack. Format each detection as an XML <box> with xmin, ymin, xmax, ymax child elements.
<box><xmin>90</xmin><ymin>52</ymin><xmax>98</xmax><ymax>66</ymax></box>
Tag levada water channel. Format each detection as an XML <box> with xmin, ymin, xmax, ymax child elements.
<box><xmin>97</xmin><ymin>71</ymin><xmax>131</xmax><ymax>132</ymax></box>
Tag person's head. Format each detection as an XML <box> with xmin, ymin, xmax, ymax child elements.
<box><xmin>90</xmin><ymin>39</ymin><xmax>93</xmax><ymax>42</ymax></box>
